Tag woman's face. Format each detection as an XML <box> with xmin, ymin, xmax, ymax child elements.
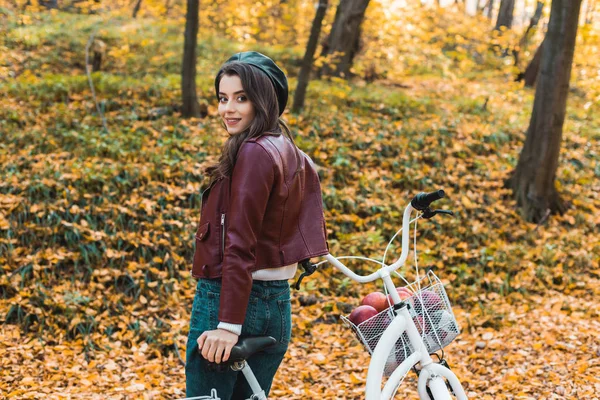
<box><xmin>218</xmin><ymin>74</ymin><xmax>256</xmax><ymax>135</ymax></box>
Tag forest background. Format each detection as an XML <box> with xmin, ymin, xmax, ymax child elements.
<box><xmin>0</xmin><ymin>0</ymin><xmax>599</xmax><ymax>398</ymax></box>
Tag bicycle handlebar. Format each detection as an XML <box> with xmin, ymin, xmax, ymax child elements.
<box><xmin>323</xmin><ymin>189</ymin><xmax>448</xmax><ymax>284</ymax></box>
<box><xmin>411</xmin><ymin>189</ymin><xmax>445</xmax><ymax>211</ymax></box>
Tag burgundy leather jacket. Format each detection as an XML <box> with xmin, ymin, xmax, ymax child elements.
<box><xmin>192</xmin><ymin>133</ymin><xmax>329</xmax><ymax>325</ymax></box>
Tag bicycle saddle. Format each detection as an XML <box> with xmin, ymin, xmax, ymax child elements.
<box><xmin>230</xmin><ymin>336</ymin><xmax>277</xmax><ymax>362</ymax></box>
<box><xmin>204</xmin><ymin>336</ymin><xmax>277</xmax><ymax>371</ymax></box>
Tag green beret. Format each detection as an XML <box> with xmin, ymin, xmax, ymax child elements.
<box><xmin>217</xmin><ymin>51</ymin><xmax>289</xmax><ymax>116</ymax></box>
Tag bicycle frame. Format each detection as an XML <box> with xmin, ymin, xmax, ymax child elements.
<box><xmin>324</xmin><ymin>201</ymin><xmax>468</xmax><ymax>399</ymax></box>
<box><xmin>183</xmin><ymin>192</ymin><xmax>469</xmax><ymax>400</ymax></box>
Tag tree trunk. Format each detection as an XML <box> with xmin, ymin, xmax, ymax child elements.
<box><xmin>292</xmin><ymin>0</ymin><xmax>328</xmax><ymax>113</ymax></box>
<box><xmin>181</xmin><ymin>0</ymin><xmax>202</xmax><ymax>118</ymax></box>
<box><xmin>519</xmin><ymin>38</ymin><xmax>544</xmax><ymax>86</ymax></box>
<box><xmin>513</xmin><ymin>1</ymin><xmax>544</xmax><ymax>66</ymax></box>
<box><xmin>40</xmin><ymin>0</ymin><xmax>58</xmax><ymax>9</ymax></box>
<box><xmin>487</xmin><ymin>0</ymin><xmax>495</xmax><ymax>19</ymax></box>
<box><xmin>505</xmin><ymin>0</ymin><xmax>583</xmax><ymax>223</ymax></box>
<box><xmin>320</xmin><ymin>0</ymin><xmax>371</xmax><ymax>78</ymax></box>
<box><xmin>524</xmin><ymin>1</ymin><xmax>545</xmax><ymax>39</ymax></box>
<box><xmin>495</xmin><ymin>0</ymin><xmax>515</xmax><ymax>29</ymax></box>
<box><xmin>132</xmin><ymin>0</ymin><xmax>143</xmax><ymax>18</ymax></box>
<box><xmin>92</xmin><ymin>39</ymin><xmax>106</xmax><ymax>72</ymax></box>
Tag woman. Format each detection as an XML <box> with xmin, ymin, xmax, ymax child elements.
<box><xmin>185</xmin><ymin>51</ymin><xmax>329</xmax><ymax>399</ymax></box>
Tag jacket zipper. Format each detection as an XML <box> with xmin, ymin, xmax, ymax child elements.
<box><xmin>221</xmin><ymin>213</ymin><xmax>226</xmax><ymax>257</ymax></box>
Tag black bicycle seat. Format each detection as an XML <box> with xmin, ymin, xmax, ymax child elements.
<box><xmin>205</xmin><ymin>336</ymin><xmax>277</xmax><ymax>371</ymax></box>
<box><xmin>230</xmin><ymin>336</ymin><xmax>277</xmax><ymax>362</ymax></box>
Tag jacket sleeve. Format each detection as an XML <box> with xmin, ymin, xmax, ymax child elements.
<box><xmin>218</xmin><ymin>142</ymin><xmax>275</xmax><ymax>325</ymax></box>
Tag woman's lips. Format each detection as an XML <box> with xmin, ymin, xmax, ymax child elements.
<box><xmin>225</xmin><ymin>118</ymin><xmax>241</xmax><ymax>126</ymax></box>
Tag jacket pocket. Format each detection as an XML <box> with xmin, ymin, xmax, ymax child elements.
<box><xmin>192</xmin><ymin>220</ymin><xmax>221</xmax><ymax>277</ymax></box>
<box><xmin>196</xmin><ymin>222</ymin><xmax>210</xmax><ymax>241</ymax></box>
<box><xmin>206</xmin><ymin>290</ymin><xmax>219</xmax><ymax>329</ymax></box>
<box><xmin>277</xmin><ymin>297</ymin><xmax>292</xmax><ymax>345</ymax></box>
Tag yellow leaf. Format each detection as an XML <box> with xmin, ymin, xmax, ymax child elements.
<box><xmin>350</xmin><ymin>373</ymin><xmax>364</xmax><ymax>384</ymax></box>
<box><xmin>461</xmin><ymin>196</ymin><xmax>474</xmax><ymax>209</ymax></box>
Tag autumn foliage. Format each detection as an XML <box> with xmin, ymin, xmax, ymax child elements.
<box><xmin>1</xmin><ymin>1</ymin><xmax>599</xmax><ymax>398</ymax></box>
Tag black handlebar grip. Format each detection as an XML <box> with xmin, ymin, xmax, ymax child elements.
<box><xmin>423</xmin><ymin>189</ymin><xmax>445</xmax><ymax>203</ymax></box>
<box><xmin>411</xmin><ymin>190</ymin><xmax>445</xmax><ymax>211</ymax></box>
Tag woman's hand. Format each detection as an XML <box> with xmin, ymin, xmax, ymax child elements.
<box><xmin>197</xmin><ymin>329</ymin><xmax>239</xmax><ymax>363</ymax></box>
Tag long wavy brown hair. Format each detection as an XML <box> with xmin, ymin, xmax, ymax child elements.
<box><xmin>205</xmin><ymin>62</ymin><xmax>302</xmax><ymax>184</ymax></box>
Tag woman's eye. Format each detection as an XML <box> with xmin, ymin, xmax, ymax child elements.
<box><xmin>219</xmin><ymin>97</ymin><xmax>228</xmax><ymax>103</ymax></box>
<box><xmin>237</xmin><ymin>96</ymin><xmax>247</xmax><ymax>102</ymax></box>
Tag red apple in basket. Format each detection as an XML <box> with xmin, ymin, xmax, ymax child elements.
<box><xmin>387</xmin><ymin>287</ymin><xmax>413</xmax><ymax>305</ymax></box>
<box><xmin>412</xmin><ymin>315</ymin><xmax>433</xmax><ymax>335</ymax></box>
<box><xmin>413</xmin><ymin>289</ymin><xmax>443</xmax><ymax>314</ymax></box>
<box><xmin>348</xmin><ymin>305</ymin><xmax>379</xmax><ymax>326</ymax></box>
<box><xmin>361</xmin><ymin>291</ymin><xmax>389</xmax><ymax>312</ymax></box>
<box><xmin>364</xmin><ymin>313</ymin><xmax>392</xmax><ymax>352</ymax></box>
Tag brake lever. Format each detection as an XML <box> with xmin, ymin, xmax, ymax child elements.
<box><xmin>294</xmin><ymin>259</ymin><xmax>318</xmax><ymax>290</ymax></box>
<box><xmin>421</xmin><ymin>208</ymin><xmax>454</xmax><ymax>219</ymax></box>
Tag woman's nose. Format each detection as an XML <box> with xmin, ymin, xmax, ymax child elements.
<box><xmin>224</xmin><ymin>100</ymin><xmax>236</xmax><ymax>113</ymax></box>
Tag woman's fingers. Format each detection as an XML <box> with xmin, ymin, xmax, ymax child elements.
<box><xmin>222</xmin><ymin>345</ymin><xmax>232</xmax><ymax>363</ymax></box>
<box><xmin>208</xmin><ymin>339</ymin><xmax>219</xmax><ymax>362</ymax></box>
<box><xmin>197</xmin><ymin>329</ymin><xmax>239</xmax><ymax>363</ymax></box>
<box><xmin>220</xmin><ymin>335</ymin><xmax>238</xmax><ymax>363</ymax></box>
<box><xmin>200</xmin><ymin>336</ymin><xmax>223</xmax><ymax>363</ymax></box>
<box><xmin>213</xmin><ymin>338</ymin><xmax>233</xmax><ymax>363</ymax></box>
<box><xmin>214</xmin><ymin>344</ymin><xmax>223</xmax><ymax>364</ymax></box>
<box><xmin>206</xmin><ymin>339</ymin><xmax>218</xmax><ymax>362</ymax></box>
<box><xmin>197</xmin><ymin>333</ymin><xmax>207</xmax><ymax>352</ymax></box>
<box><xmin>199</xmin><ymin>333</ymin><xmax>215</xmax><ymax>361</ymax></box>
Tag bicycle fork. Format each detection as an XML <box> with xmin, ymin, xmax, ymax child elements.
<box><xmin>417</xmin><ymin>362</ymin><xmax>467</xmax><ymax>400</ymax></box>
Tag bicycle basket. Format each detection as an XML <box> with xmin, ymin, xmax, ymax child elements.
<box><xmin>340</xmin><ymin>271</ymin><xmax>460</xmax><ymax>377</ymax></box>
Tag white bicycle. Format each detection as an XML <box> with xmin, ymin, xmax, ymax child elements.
<box><xmin>185</xmin><ymin>189</ymin><xmax>468</xmax><ymax>400</ymax></box>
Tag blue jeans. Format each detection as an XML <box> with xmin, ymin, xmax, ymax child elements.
<box><xmin>185</xmin><ymin>278</ymin><xmax>292</xmax><ymax>400</ymax></box>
